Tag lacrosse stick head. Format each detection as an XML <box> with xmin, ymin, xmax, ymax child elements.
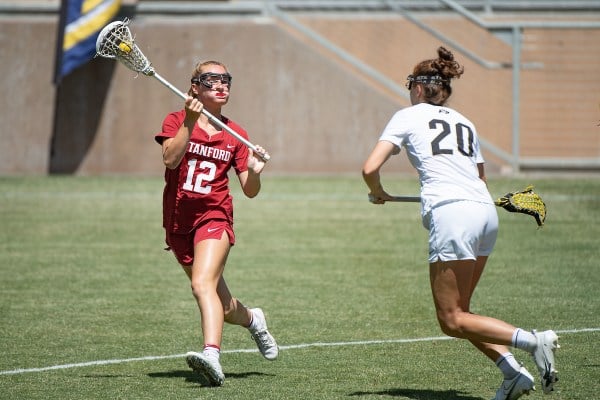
<box><xmin>96</xmin><ymin>19</ymin><xmax>155</xmax><ymax>76</ymax></box>
<box><xmin>495</xmin><ymin>185</ymin><xmax>547</xmax><ymax>227</ymax></box>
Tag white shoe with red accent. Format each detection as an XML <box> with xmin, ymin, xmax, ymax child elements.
<box><xmin>185</xmin><ymin>351</ymin><xmax>224</xmax><ymax>386</ymax></box>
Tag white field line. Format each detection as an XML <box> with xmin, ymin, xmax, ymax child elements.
<box><xmin>1</xmin><ymin>328</ymin><xmax>598</xmax><ymax>376</ymax></box>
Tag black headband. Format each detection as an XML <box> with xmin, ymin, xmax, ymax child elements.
<box><xmin>406</xmin><ymin>75</ymin><xmax>449</xmax><ymax>86</ymax></box>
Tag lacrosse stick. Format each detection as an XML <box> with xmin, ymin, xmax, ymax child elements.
<box><xmin>95</xmin><ymin>19</ymin><xmax>269</xmax><ymax>162</ymax></box>
<box><xmin>368</xmin><ymin>185</ymin><xmax>547</xmax><ymax>227</ymax></box>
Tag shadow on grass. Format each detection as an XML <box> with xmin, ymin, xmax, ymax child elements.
<box><xmin>349</xmin><ymin>388</ymin><xmax>484</xmax><ymax>400</ymax></box>
<box><xmin>148</xmin><ymin>369</ymin><xmax>274</xmax><ymax>386</ymax></box>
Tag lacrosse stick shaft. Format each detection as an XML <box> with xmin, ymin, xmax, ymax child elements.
<box><xmin>152</xmin><ymin>72</ymin><xmax>270</xmax><ymax>162</ymax></box>
<box><xmin>387</xmin><ymin>196</ymin><xmax>421</xmax><ymax>202</ymax></box>
<box><xmin>368</xmin><ymin>194</ymin><xmax>421</xmax><ymax>203</ymax></box>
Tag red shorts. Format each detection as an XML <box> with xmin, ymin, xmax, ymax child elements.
<box><xmin>165</xmin><ymin>220</ymin><xmax>235</xmax><ymax>266</ymax></box>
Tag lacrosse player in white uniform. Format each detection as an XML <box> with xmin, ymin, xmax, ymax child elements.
<box><xmin>362</xmin><ymin>47</ymin><xmax>559</xmax><ymax>400</ymax></box>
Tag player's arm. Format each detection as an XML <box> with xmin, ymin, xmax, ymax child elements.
<box><xmin>477</xmin><ymin>162</ymin><xmax>487</xmax><ymax>184</ymax></box>
<box><xmin>162</xmin><ymin>97</ymin><xmax>202</xmax><ymax>169</ymax></box>
<box><xmin>362</xmin><ymin>140</ymin><xmax>397</xmax><ymax>203</ymax></box>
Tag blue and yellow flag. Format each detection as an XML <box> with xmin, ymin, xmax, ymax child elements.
<box><xmin>54</xmin><ymin>0</ymin><xmax>121</xmax><ymax>84</ymax></box>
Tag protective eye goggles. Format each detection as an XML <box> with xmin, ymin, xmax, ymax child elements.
<box><xmin>191</xmin><ymin>72</ymin><xmax>232</xmax><ymax>89</ymax></box>
<box><xmin>405</xmin><ymin>74</ymin><xmax>448</xmax><ymax>90</ymax></box>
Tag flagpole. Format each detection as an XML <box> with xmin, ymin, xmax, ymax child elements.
<box><xmin>50</xmin><ymin>0</ymin><xmax>68</xmax><ymax>173</ymax></box>
<box><xmin>53</xmin><ymin>0</ymin><xmax>69</xmax><ymax>85</ymax></box>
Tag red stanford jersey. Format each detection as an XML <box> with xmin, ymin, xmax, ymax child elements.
<box><xmin>155</xmin><ymin>110</ymin><xmax>250</xmax><ymax>234</ymax></box>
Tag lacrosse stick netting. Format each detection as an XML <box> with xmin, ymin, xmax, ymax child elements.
<box><xmin>95</xmin><ymin>19</ymin><xmax>269</xmax><ymax>161</ymax></box>
<box><xmin>95</xmin><ymin>19</ymin><xmax>153</xmax><ymax>76</ymax></box>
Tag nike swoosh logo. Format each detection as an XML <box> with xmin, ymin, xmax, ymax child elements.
<box><xmin>502</xmin><ymin>384</ymin><xmax>515</xmax><ymax>395</ymax></box>
<box><xmin>227</xmin><ymin>145</ymin><xmax>235</xmax><ymax>149</ymax></box>
<box><xmin>207</xmin><ymin>227</ymin><xmax>219</xmax><ymax>233</ymax></box>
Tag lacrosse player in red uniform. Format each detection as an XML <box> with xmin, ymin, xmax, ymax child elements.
<box><xmin>362</xmin><ymin>47</ymin><xmax>558</xmax><ymax>400</ymax></box>
<box><xmin>155</xmin><ymin>60</ymin><xmax>278</xmax><ymax>387</ymax></box>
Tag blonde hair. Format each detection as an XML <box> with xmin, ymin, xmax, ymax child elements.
<box><xmin>190</xmin><ymin>60</ymin><xmax>228</xmax><ymax>78</ymax></box>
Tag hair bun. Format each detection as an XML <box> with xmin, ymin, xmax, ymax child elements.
<box><xmin>433</xmin><ymin>46</ymin><xmax>464</xmax><ymax>80</ymax></box>
<box><xmin>437</xmin><ymin>46</ymin><xmax>454</xmax><ymax>61</ymax></box>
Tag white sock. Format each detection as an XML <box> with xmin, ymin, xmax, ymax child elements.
<box><xmin>495</xmin><ymin>352</ymin><xmax>521</xmax><ymax>379</ymax></box>
<box><xmin>248</xmin><ymin>311</ymin><xmax>258</xmax><ymax>331</ymax></box>
<box><xmin>203</xmin><ymin>345</ymin><xmax>220</xmax><ymax>360</ymax></box>
<box><xmin>511</xmin><ymin>328</ymin><xmax>537</xmax><ymax>353</ymax></box>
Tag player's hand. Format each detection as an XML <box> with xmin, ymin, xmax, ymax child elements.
<box><xmin>368</xmin><ymin>191</ymin><xmax>393</xmax><ymax>204</ymax></box>
<box><xmin>247</xmin><ymin>145</ymin><xmax>269</xmax><ymax>173</ymax></box>
<box><xmin>184</xmin><ymin>95</ymin><xmax>203</xmax><ymax>122</ymax></box>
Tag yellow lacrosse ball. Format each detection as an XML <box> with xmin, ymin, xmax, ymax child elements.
<box><xmin>118</xmin><ymin>42</ymin><xmax>132</xmax><ymax>54</ymax></box>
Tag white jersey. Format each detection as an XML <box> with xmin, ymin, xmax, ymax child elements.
<box><xmin>379</xmin><ymin>103</ymin><xmax>494</xmax><ymax>214</ymax></box>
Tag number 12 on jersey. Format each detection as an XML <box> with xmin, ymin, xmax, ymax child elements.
<box><xmin>183</xmin><ymin>159</ymin><xmax>216</xmax><ymax>194</ymax></box>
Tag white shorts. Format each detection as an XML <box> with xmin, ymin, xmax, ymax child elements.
<box><xmin>423</xmin><ymin>200</ymin><xmax>498</xmax><ymax>263</ymax></box>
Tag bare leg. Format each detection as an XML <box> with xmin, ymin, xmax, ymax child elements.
<box><xmin>182</xmin><ymin>234</ymin><xmax>252</xmax><ymax>343</ymax></box>
<box><xmin>464</xmin><ymin>256</ymin><xmax>512</xmax><ymax>362</ymax></box>
<box><xmin>217</xmin><ymin>277</ymin><xmax>252</xmax><ymax>326</ymax></box>
<box><xmin>187</xmin><ymin>232</ymin><xmax>231</xmax><ymax>347</ymax></box>
<box><xmin>430</xmin><ymin>258</ymin><xmax>538</xmax><ymax>397</ymax></box>
<box><xmin>429</xmin><ymin>258</ymin><xmax>517</xmax><ymax>346</ymax></box>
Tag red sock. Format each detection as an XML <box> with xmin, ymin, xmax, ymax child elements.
<box><xmin>204</xmin><ymin>344</ymin><xmax>221</xmax><ymax>352</ymax></box>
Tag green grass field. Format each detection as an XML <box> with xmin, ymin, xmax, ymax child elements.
<box><xmin>1</xmin><ymin>175</ymin><xmax>599</xmax><ymax>399</ymax></box>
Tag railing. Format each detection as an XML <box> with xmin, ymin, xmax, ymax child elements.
<box><xmin>5</xmin><ymin>1</ymin><xmax>600</xmax><ymax>15</ymax></box>
<box><xmin>266</xmin><ymin>0</ymin><xmax>600</xmax><ymax>171</ymax></box>
<box><xmin>436</xmin><ymin>0</ymin><xmax>600</xmax><ymax>171</ymax></box>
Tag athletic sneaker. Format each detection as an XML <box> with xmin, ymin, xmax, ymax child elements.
<box><xmin>249</xmin><ymin>308</ymin><xmax>278</xmax><ymax>360</ymax></box>
<box><xmin>531</xmin><ymin>330</ymin><xmax>559</xmax><ymax>394</ymax></box>
<box><xmin>185</xmin><ymin>351</ymin><xmax>225</xmax><ymax>386</ymax></box>
<box><xmin>493</xmin><ymin>367</ymin><xmax>535</xmax><ymax>400</ymax></box>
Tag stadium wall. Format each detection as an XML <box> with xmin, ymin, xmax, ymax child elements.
<box><xmin>1</xmin><ymin>2</ymin><xmax>598</xmax><ymax>176</ymax></box>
